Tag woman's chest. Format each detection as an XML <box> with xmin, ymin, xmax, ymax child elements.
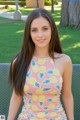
<box><xmin>24</xmin><ymin>59</ymin><xmax>63</xmax><ymax>96</ymax></box>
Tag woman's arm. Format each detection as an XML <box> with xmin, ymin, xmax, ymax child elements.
<box><xmin>7</xmin><ymin>90</ymin><xmax>23</xmax><ymax>120</ymax></box>
<box><xmin>62</xmin><ymin>56</ymin><xmax>74</xmax><ymax>120</ymax></box>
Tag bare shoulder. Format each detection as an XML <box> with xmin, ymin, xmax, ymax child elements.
<box><xmin>54</xmin><ymin>52</ymin><xmax>72</xmax><ymax>64</ymax></box>
<box><xmin>12</xmin><ymin>57</ymin><xmax>17</xmax><ymax>64</ymax></box>
<box><xmin>61</xmin><ymin>53</ymin><xmax>72</xmax><ymax>63</ymax></box>
<box><xmin>54</xmin><ymin>52</ymin><xmax>72</xmax><ymax>75</ymax></box>
<box><xmin>11</xmin><ymin>57</ymin><xmax>18</xmax><ymax>69</ymax></box>
<box><xmin>62</xmin><ymin>54</ymin><xmax>72</xmax><ymax>70</ymax></box>
<box><xmin>59</xmin><ymin>53</ymin><xmax>72</xmax><ymax>71</ymax></box>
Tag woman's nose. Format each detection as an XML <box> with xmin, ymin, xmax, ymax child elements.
<box><xmin>37</xmin><ymin>30</ymin><xmax>43</xmax><ymax>37</ymax></box>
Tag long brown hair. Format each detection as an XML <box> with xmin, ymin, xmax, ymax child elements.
<box><xmin>9</xmin><ymin>8</ymin><xmax>63</xmax><ymax>96</ymax></box>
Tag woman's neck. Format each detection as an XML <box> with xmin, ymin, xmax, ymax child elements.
<box><xmin>34</xmin><ymin>47</ymin><xmax>49</xmax><ymax>58</ymax></box>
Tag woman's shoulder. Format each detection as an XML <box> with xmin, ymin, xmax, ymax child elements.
<box><xmin>54</xmin><ymin>52</ymin><xmax>72</xmax><ymax>75</ymax></box>
<box><xmin>11</xmin><ymin>56</ymin><xmax>18</xmax><ymax>69</ymax></box>
<box><xmin>54</xmin><ymin>52</ymin><xmax>72</xmax><ymax>63</ymax></box>
<box><xmin>54</xmin><ymin>52</ymin><xmax>72</xmax><ymax>70</ymax></box>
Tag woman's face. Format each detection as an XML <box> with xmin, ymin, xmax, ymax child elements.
<box><xmin>30</xmin><ymin>16</ymin><xmax>51</xmax><ymax>49</ymax></box>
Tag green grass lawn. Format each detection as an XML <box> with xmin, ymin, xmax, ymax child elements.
<box><xmin>0</xmin><ymin>19</ymin><xmax>24</xmax><ymax>62</ymax></box>
<box><xmin>0</xmin><ymin>3</ymin><xmax>80</xmax><ymax>63</ymax></box>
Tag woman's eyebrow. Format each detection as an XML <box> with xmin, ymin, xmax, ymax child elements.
<box><xmin>31</xmin><ymin>25</ymin><xmax>49</xmax><ymax>29</ymax></box>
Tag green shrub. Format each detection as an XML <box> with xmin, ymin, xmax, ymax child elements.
<box><xmin>19</xmin><ymin>0</ymin><xmax>26</xmax><ymax>7</ymax></box>
<box><xmin>44</xmin><ymin>0</ymin><xmax>51</xmax><ymax>5</ymax></box>
<box><xmin>0</xmin><ymin>1</ymin><xmax>15</xmax><ymax>5</ymax></box>
<box><xmin>19</xmin><ymin>2</ymin><xmax>25</xmax><ymax>7</ymax></box>
<box><xmin>0</xmin><ymin>0</ymin><xmax>25</xmax><ymax>6</ymax></box>
<box><xmin>44</xmin><ymin>0</ymin><xmax>58</xmax><ymax>6</ymax></box>
<box><xmin>54</xmin><ymin>0</ymin><xmax>58</xmax><ymax>4</ymax></box>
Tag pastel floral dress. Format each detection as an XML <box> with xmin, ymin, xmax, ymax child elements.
<box><xmin>18</xmin><ymin>56</ymin><xmax>67</xmax><ymax>120</ymax></box>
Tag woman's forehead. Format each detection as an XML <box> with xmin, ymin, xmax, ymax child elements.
<box><xmin>31</xmin><ymin>16</ymin><xmax>50</xmax><ymax>28</ymax></box>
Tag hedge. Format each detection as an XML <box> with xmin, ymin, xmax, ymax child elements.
<box><xmin>45</xmin><ymin>0</ymin><xmax>58</xmax><ymax>6</ymax></box>
<box><xmin>0</xmin><ymin>1</ymin><xmax>26</xmax><ymax>6</ymax></box>
<box><xmin>0</xmin><ymin>0</ymin><xmax>58</xmax><ymax>7</ymax></box>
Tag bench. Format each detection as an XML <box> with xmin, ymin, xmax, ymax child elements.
<box><xmin>0</xmin><ymin>63</ymin><xmax>80</xmax><ymax>120</ymax></box>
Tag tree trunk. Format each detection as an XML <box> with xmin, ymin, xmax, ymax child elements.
<box><xmin>60</xmin><ymin>0</ymin><xmax>69</xmax><ymax>25</ymax></box>
<box><xmin>60</xmin><ymin>0</ymin><xmax>80</xmax><ymax>28</ymax></box>
<box><xmin>36</xmin><ymin>0</ymin><xmax>39</xmax><ymax>8</ymax></box>
<box><xmin>51</xmin><ymin>0</ymin><xmax>54</xmax><ymax>13</ymax></box>
<box><xmin>68</xmin><ymin>1</ymin><xmax>80</xmax><ymax>27</ymax></box>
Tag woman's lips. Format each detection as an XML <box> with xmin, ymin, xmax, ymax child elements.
<box><xmin>37</xmin><ymin>39</ymin><xmax>45</xmax><ymax>42</ymax></box>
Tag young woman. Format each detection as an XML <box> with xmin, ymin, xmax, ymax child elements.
<box><xmin>8</xmin><ymin>8</ymin><xmax>74</xmax><ymax>120</ymax></box>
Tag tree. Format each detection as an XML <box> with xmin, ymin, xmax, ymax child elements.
<box><xmin>51</xmin><ymin>0</ymin><xmax>54</xmax><ymax>13</ymax></box>
<box><xmin>60</xmin><ymin>0</ymin><xmax>80</xmax><ymax>28</ymax></box>
<box><xmin>36</xmin><ymin>0</ymin><xmax>39</xmax><ymax>7</ymax></box>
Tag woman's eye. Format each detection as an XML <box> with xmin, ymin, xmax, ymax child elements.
<box><xmin>31</xmin><ymin>28</ymin><xmax>48</xmax><ymax>32</ymax></box>
<box><xmin>31</xmin><ymin>29</ymin><xmax>37</xmax><ymax>32</ymax></box>
<box><xmin>43</xmin><ymin>28</ymin><xmax>48</xmax><ymax>30</ymax></box>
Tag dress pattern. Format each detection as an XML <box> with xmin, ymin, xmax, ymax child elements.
<box><xmin>18</xmin><ymin>56</ymin><xmax>67</xmax><ymax>120</ymax></box>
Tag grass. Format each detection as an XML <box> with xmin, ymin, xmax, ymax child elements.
<box><xmin>0</xmin><ymin>19</ymin><xmax>24</xmax><ymax>62</ymax></box>
<box><xmin>58</xmin><ymin>26</ymin><xmax>80</xmax><ymax>63</ymax></box>
<box><xmin>0</xmin><ymin>3</ymin><xmax>80</xmax><ymax>63</ymax></box>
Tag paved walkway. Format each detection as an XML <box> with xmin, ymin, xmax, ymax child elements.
<box><xmin>0</xmin><ymin>5</ymin><xmax>54</xmax><ymax>21</ymax></box>
<box><xmin>0</xmin><ymin>11</ymin><xmax>28</xmax><ymax>21</ymax></box>
<box><xmin>0</xmin><ymin>5</ymin><xmax>52</xmax><ymax>21</ymax></box>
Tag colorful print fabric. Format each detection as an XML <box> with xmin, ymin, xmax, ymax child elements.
<box><xmin>18</xmin><ymin>56</ymin><xmax>67</xmax><ymax>120</ymax></box>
